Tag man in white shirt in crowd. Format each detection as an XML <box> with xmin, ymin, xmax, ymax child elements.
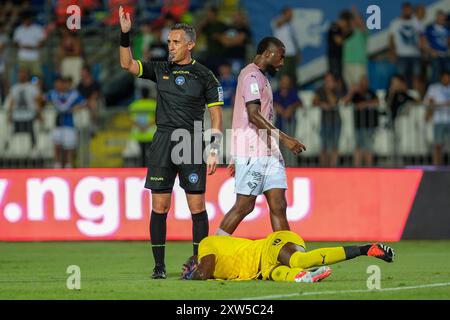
<box><xmin>13</xmin><ymin>10</ymin><xmax>46</xmax><ymax>77</ymax></box>
<box><xmin>389</xmin><ymin>2</ymin><xmax>422</xmax><ymax>91</ymax></box>
<box><xmin>271</xmin><ymin>7</ymin><xmax>301</xmax><ymax>88</ymax></box>
<box><xmin>7</xmin><ymin>68</ymin><xmax>41</xmax><ymax>148</ymax></box>
<box><xmin>425</xmin><ymin>70</ymin><xmax>450</xmax><ymax>166</ymax></box>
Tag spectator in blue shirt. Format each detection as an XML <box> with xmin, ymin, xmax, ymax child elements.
<box><xmin>274</xmin><ymin>74</ymin><xmax>302</xmax><ymax>166</ymax></box>
<box><xmin>218</xmin><ymin>62</ymin><xmax>237</xmax><ymax>128</ymax></box>
<box><xmin>425</xmin><ymin>10</ymin><xmax>450</xmax><ymax>83</ymax></box>
<box><xmin>46</xmin><ymin>76</ymin><xmax>86</xmax><ymax>168</ymax></box>
<box><xmin>217</xmin><ymin>63</ymin><xmax>237</xmax><ymax>163</ymax></box>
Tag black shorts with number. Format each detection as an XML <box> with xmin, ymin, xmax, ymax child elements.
<box><xmin>144</xmin><ymin>128</ymin><xmax>206</xmax><ymax>194</ymax></box>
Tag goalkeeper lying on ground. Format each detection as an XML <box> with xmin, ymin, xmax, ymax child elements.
<box><xmin>181</xmin><ymin>231</ymin><xmax>395</xmax><ymax>282</ymax></box>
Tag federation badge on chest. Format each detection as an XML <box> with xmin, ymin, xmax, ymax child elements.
<box><xmin>175</xmin><ymin>75</ymin><xmax>185</xmax><ymax>86</ymax></box>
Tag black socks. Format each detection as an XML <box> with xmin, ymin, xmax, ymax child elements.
<box><xmin>192</xmin><ymin>211</ymin><xmax>209</xmax><ymax>256</ymax></box>
<box><xmin>150</xmin><ymin>210</ymin><xmax>168</xmax><ymax>267</ymax></box>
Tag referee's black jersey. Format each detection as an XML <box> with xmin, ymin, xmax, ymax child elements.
<box><xmin>136</xmin><ymin>59</ymin><xmax>224</xmax><ymax>132</ymax></box>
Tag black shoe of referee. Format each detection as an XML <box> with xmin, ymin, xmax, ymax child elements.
<box><xmin>152</xmin><ymin>264</ymin><xmax>167</xmax><ymax>279</ymax></box>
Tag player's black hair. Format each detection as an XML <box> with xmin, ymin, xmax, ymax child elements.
<box><xmin>256</xmin><ymin>37</ymin><xmax>285</xmax><ymax>55</ymax></box>
<box><xmin>171</xmin><ymin>23</ymin><xmax>196</xmax><ymax>42</ymax></box>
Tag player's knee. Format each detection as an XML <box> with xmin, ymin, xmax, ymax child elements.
<box><xmin>235</xmin><ymin>203</ymin><xmax>255</xmax><ymax>217</ymax></box>
<box><xmin>153</xmin><ymin>203</ymin><xmax>171</xmax><ymax>213</ymax></box>
<box><xmin>270</xmin><ymin>201</ymin><xmax>287</xmax><ymax>216</ymax></box>
<box><xmin>189</xmin><ymin>206</ymin><xmax>206</xmax><ymax>214</ymax></box>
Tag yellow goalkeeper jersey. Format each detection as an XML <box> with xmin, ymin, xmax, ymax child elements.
<box><xmin>198</xmin><ymin>235</ymin><xmax>265</xmax><ymax>280</ymax></box>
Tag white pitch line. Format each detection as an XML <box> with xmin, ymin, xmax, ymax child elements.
<box><xmin>240</xmin><ymin>282</ymin><xmax>450</xmax><ymax>300</ymax></box>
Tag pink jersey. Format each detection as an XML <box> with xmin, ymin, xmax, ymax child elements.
<box><xmin>230</xmin><ymin>63</ymin><xmax>281</xmax><ymax>157</ymax></box>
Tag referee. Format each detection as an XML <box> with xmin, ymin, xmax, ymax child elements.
<box><xmin>119</xmin><ymin>6</ymin><xmax>223</xmax><ymax>279</ymax></box>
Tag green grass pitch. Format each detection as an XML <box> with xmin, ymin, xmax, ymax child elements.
<box><xmin>1</xmin><ymin>241</ymin><xmax>449</xmax><ymax>299</ymax></box>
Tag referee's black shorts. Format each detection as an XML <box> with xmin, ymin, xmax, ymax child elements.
<box><xmin>144</xmin><ymin>129</ymin><xmax>206</xmax><ymax>194</ymax></box>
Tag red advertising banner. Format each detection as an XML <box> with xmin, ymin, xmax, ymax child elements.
<box><xmin>0</xmin><ymin>168</ymin><xmax>422</xmax><ymax>241</ymax></box>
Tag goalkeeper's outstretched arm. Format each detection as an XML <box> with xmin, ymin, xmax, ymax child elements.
<box><xmin>118</xmin><ymin>6</ymin><xmax>140</xmax><ymax>76</ymax></box>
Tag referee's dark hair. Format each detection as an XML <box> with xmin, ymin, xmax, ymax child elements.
<box><xmin>171</xmin><ymin>23</ymin><xmax>196</xmax><ymax>42</ymax></box>
<box><xmin>256</xmin><ymin>37</ymin><xmax>285</xmax><ymax>55</ymax></box>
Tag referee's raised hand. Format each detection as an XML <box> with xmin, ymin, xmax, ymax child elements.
<box><xmin>119</xmin><ymin>6</ymin><xmax>131</xmax><ymax>33</ymax></box>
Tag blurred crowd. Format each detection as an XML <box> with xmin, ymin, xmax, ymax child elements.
<box><xmin>0</xmin><ymin>1</ymin><xmax>449</xmax><ymax>168</ymax></box>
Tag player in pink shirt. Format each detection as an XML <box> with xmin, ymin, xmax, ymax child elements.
<box><xmin>217</xmin><ymin>37</ymin><xmax>306</xmax><ymax>236</ymax></box>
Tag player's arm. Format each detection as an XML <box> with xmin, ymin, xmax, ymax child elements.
<box><xmin>118</xmin><ymin>6</ymin><xmax>140</xmax><ymax>76</ymax></box>
<box><xmin>246</xmin><ymin>102</ymin><xmax>306</xmax><ymax>155</ymax></box>
<box><xmin>191</xmin><ymin>254</ymin><xmax>215</xmax><ymax>280</ymax></box>
<box><xmin>205</xmin><ymin>72</ymin><xmax>224</xmax><ymax>174</ymax></box>
<box><xmin>207</xmin><ymin>106</ymin><xmax>223</xmax><ymax>175</ymax></box>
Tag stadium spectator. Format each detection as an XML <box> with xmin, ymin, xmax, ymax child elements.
<box><xmin>343</xmin><ymin>7</ymin><xmax>368</xmax><ymax>88</ymax></box>
<box><xmin>386</xmin><ymin>74</ymin><xmax>418</xmax><ymax>122</ymax></box>
<box><xmin>7</xmin><ymin>68</ymin><xmax>41</xmax><ymax>148</ymax></box>
<box><xmin>57</xmin><ymin>28</ymin><xmax>83</xmax><ymax>87</ymax></box>
<box><xmin>414</xmin><ymin>3</ymin><xmax>427</xmax><ymax>34</ymax></box>
<box><xmin>327</xmin><ymin>10</ymin><xmax>353</xmax><ymax>77</ymax></box>
<box><xmin>128</xmin><ymin>87</ymin><xmax>156</xmax><ymax>167</ymax></box>
<box><xmin>160</xmin><ymin>13</ymin><xmax>177</xmax><ymax>45</ymax></box>
<box><xmin>217</xmin><ymin>63</ymin><xmax>236</xmax><ymax>131</ymax></box>
<box><xmin>161</xmin><ymin>0</ymin><xmax>190</xmax><ymax>21</ymax></box>
<box><xmin>424</xmin><ymin>70</ymin><xmax>450</xmax><ymax>166</ymax></box>
<box><xmin>274</xmin><ymin>74</ymin><xmax>302</xmax><ymax>167</ymax></box>
<box><xmin>104</xmin><ymin>0</ymin><xmax>136</xmax><ymax>26</ymax></box>
<box><xmin>414</xmin><ymin>4</ymin><xmax>428</xmax><ymax>96</ymax></box>
<box><xmin>13</xmin><ymin>10</ymin><xmax>46</xmax><ymax>77</ymax></box>
<box><xmin>313</xmin><ymin>72</ymin><xmax>343</xmax><ymax>167</ymax></box>
<box><xmin>0</xmin><ymin>22</ymin><xmax>8</xmax><ymax>104</ymax></box>
<box><xmin>133</xmin><ymin>22</ymin><xmax>157</xmax><ymax>100</ymax></box>
<box><xmin>344</xmin><ymin>76</ymin><xmax>380</xmax><ymax>167</ymax></box>
<box><xmin>424</xmin><ymin>10</ymin><xmax>450</xmax><ymax>83</ymax></box>
<box><xmin>0</xmin><ymin>0</ymin><xmax>22</xmax><ymax>34</ymax></box>
<box><xmin>222</xmin><ymin>11</ymin><xmax>252</xmax><ymax>76</ymax></box>
<box><xmin>389</xmin><ymin>2</ymin><xmax>422</xmax><ymax>90</ymax></box>
<box><xmin>217</xmin><ymin>63</ymin><xmax>236</xmax><ymax>163</ymax></box>
<box><xmin>147</xmin><ymin>25</ymin><xmax>169</xmax><ymax>61</ymax></box>
<box><xmin>77</xmin><ymin>65</ymin><xmax>101</xmax><ymax>130</ymax></box>
<box><xmin>386</xmin><ymin>74</ymin><xmax>419</xmax><ymax>162</ymax></box>
<box><xmin>46</xmin><ymin>77</ymin><xmax>86</xmax><ymax>168</ymax></box>
<box><xmin>132</xmin><ymin>22</ymin><xmax>153</xmax><ymax>61</ymax></box>
<box><xmin>197</xmin><ymin>6</ymin><xmax>227</xmax><ymax>75</ymax></box>
<box><xmin>271</xmin><ymin>7</ymin><xmax>301</xmax><ymax>87</ymax></box>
